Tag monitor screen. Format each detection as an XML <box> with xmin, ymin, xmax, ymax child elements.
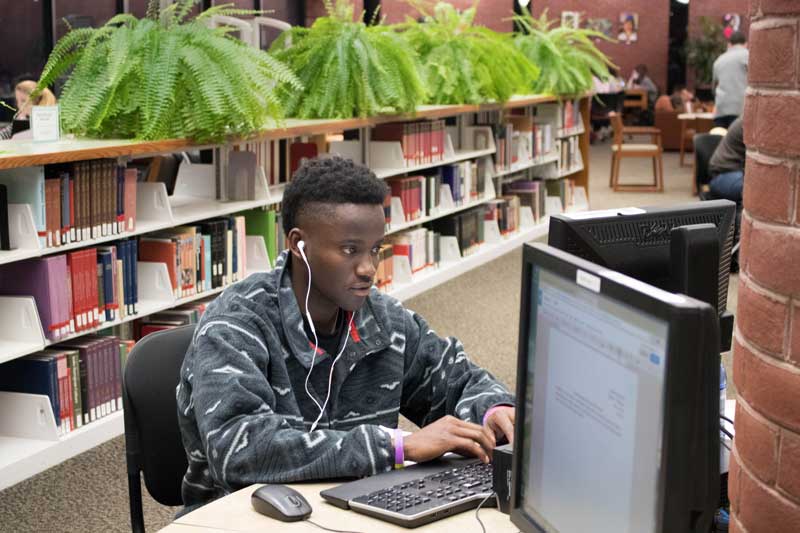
<box><xmin>518</xmin><ymin>265</ymin><xmax>669</xmax><ymax>533</ymax></box>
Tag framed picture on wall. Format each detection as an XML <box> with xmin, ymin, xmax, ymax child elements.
<box><xmin>618</xmin><ymin>12</ymin><xmax>638</xmax><ymax>44</ymax></box>
<box><xmin>586</xmin><ymin>18</ymin><xmax>613</xmax><ymax>38</ymax></box>
<box><xmin>561</xmin><ymin>11</ymin><xmax>580</xmax><ymax>29</ymax></box>
<box><xmin>722</xmin><ymin>13</ymin><xmax>741</xmax><ymax>40</ymax></box>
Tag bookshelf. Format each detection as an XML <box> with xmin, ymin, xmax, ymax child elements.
<box><xmin>0</xmin><ymin>94</ymin><xmax>592</xmax><ymax>490</ymax></box>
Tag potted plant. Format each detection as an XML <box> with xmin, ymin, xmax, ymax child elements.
<box><xmin>269</xmin><ymin>0</ymin><xmax>425</xmax><ymax>119</ymax></box>
<box><xmin>34</xmin><ymin>0</ymin><xmax>300</xmax><ymax>142</ymax></box>
<box><xmin>512</xmin><ymin>8</ymin><xmax>615</xmax><ymax>96</ymax></box>
<box><xmin>685</xmin><ymin>16</ymin><xmax>727</xmax><ymax>98</ymax></box>
<box><xmin>396</xmin><ymin>1</ymin><xmax>539</xmax><ymax>105</ymax></box>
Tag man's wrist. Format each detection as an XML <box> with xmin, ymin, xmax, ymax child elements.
<box><xmin>482</xmin><ymin>403</ymin><xmax>514</xmax><ymax>426</ymax></box>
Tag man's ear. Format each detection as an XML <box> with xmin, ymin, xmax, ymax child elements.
<box><xmin>287</xmin><ymin>228</ymin><xmax>305</xmax><ymax>259</ymax></box>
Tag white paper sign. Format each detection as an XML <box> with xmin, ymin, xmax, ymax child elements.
<box><xmin>31</xmin><ymin>105</ymin><xmax>60</xmax><ymax>142</ymax></box>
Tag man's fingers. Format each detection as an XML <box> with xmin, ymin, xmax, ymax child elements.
<box><xmin>496</xmin><ymin>413</ymin><xmax>515</xmax><ymax>444</ymax></box>
<box><xmin>455</xmin><ymin>425</ymin><xmax>495</xmax><ymax>456</ymax></box>
<box><xmin>451</xmin><ymin>437</ymin><xmax>490</xmax><ymax>463</ymax></box>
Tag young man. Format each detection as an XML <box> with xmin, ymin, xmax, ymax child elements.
<box><xmin>712</xmin><ymin>31</ymin><xmax>748</xmax><ymax>129</ymax></box>
<box><xmin>176</xmin><ymin>157</ymin><xmax>516</xmax><ymax>510</ymax></box>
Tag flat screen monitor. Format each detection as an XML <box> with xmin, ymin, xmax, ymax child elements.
<box><xmin>510</xmin><ymin>243</ymin><xmax>720</xmax><ymax>533</ymax></box>
<box><xmin>547</xmin><ymin>200</ymin><xmax>736</xmax><ymax>349</ymax></box>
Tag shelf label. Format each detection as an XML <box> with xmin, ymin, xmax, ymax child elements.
<box><xmin>31</xmin><ymin>105</ymin><xmax>61</xmax><ymax>142</ymax></box>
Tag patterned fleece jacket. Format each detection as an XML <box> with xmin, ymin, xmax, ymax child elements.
<box><xmin>176</xmin><ymin>250</ymin><xmax>515</xmax><ymax>509</ymax></box>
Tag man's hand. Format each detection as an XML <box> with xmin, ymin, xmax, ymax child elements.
<box><xmin>404</xmin><ymin>415</ymin><xmax>496</xmax><ymax>464</ymax></box>
<box><xmin>485</xmin><ymin>406</ymin><xmax>515</xmax><ymax>446</ymax></box>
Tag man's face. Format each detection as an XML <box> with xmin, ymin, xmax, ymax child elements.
<box><xmin>301</xmin><ymin>202</ymin><xmax>386</xmax><ymax>312</ymax></box>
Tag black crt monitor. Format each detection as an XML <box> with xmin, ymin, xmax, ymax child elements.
<box><xmin>510</xmin><ymin>243</ymin><xmax>720</xmax><ymax>533</ymax></box>
<box><xmin>547</xmin><ymin>200</ymin><xmax>736</xmax><ymax>351</ymax></box>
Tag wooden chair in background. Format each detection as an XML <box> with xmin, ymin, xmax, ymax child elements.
<box><xmin>608</xmin><ymin>112</ymin><xmax>664</xmax><ymax>192</ymax></box>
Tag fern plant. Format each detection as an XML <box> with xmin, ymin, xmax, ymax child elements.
<box><xmin>397</xmin><ymin>1</ymin><xmax>539</xmax><ymax>105</ymax></box>
<box><xmin>685</xmin><ymin>17</ymin><xmax>727</xmax><ymax>86</ymax></box>
<box><xmin>34</xmin><ymin>0</ymin><xmax>301</xmax><ymax>142</ymax></box>
<box><xmin>269</xmin><ymin>0</ymin><xmax>424</xmax><ymax>119</ymax></box>
<box><xmin>512</xmin><ymin>8</ymin><xmax>615</xmax><ymax>96</ymax></box>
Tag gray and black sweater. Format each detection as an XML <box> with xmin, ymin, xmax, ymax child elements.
<box><xmin>176</xmin><ymin>251</ymin><xmax>514</xmax><ymax>509</ymax></box>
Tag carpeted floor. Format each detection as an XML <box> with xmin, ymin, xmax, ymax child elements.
<box><xmin>0</xmin><ymin>143</ymin><xmax>738</xmax><ymax>533</ymax></box>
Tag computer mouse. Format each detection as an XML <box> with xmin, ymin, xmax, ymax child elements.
<box><xmin>251</xmin><ymin>484</ymin><xmax>313</xmax><ymax>522</ymax></box>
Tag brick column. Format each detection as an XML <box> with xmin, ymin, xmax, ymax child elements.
<box><xmin>729</xmin><ymin>1</ymin><xmax>800</xmax><ymax>532</ymax></box>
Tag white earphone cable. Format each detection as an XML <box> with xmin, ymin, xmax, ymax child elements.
<box><xmin>309</xmin><ymin>312</ymin><xmax>354</xmax><ymax>433</ymax></box>
<box><xmin>300</xmin><ymin>245</ymin><xmax>324</xmax><ymax>416</ymax></box>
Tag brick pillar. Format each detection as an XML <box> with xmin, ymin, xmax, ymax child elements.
<box><xmin>729</xmin><ymin>1</ymin><xmax>800</xmax><ymax>532</ymax></box>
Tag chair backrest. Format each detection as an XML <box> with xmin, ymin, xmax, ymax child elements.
<box><xmin>208</xmin><ymin>15</ymin><xmax>256</xmax><ymax>47</ymax></box>
<box><xmin>123</xmin><ymin>325</ymin><xmax>195</xmax><ymax>516</ymax></box>
<box><xmin>252</xmin><ymin>16</ymin><xmax>292</xmax><ymax>48</ymax></box>
<box><xmin>694</xmin><ymin>133</ymin><xmax>724</xmax><ymax>189</ymax></box>
<box><xmin>608</xmin><ymin>111</ymin><xmax>624</xmax><ymax>146</ymax></box>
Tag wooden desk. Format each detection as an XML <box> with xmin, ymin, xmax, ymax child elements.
<box><xmin>677</xmin><ymin>112</ymin><xmax>715</xmax><ymax>169</ymax></box>
<box><xmin>159</xmin><ymin>483</ymin><xmax>518</xmax><ymax>532</ymax></box>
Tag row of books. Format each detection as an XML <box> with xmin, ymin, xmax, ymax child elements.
<box><xmin>503</xmin><ymin>179</ymin><xmax>547</xmax><ymax>224</ymax></box>
<box><xmin>485</xmin><ymin>196</ymin><xmax>521</xmax><ymax>236</ymax></box>
<box><xmin>0</xmin><ymin>241</ymin><xmax>140</xmax><ymax>341</ymax></box>
<box><xmin>385</xmin><ymin>160</ymin><xmax>487</xmax><ymax>224</ymax></box>
<box><xmin>561</xmin><ymin>99</ymin><xmax>581</xmax><ymax>131</ymax></box>
<box><xmin>387</xmin><ymin>227</ymin><xmax>442</xmax><ymax>274</ymax></box>
<box><xmin>559</xmin><ymin>137</ymin><xmax>581</xmax><ymax>172</ymax></box>
<box><xmin>241</xmin><ymin>205</ymin><xmax>286</xmax><ymax>268</ymax></box>
<box><xmin>141</xmin><ymin>215</ymin><xmax>247</xmax><ymax>298</ymax></box>
<box><xmin>234</xmin><ymin>140</ymin><xmax>319</xmax><ymax>189</ymax></box>
<box><xmin>0</xmin><ymin>161</ymin><xmax>137</xmax><ymax>250</ymax></box>
<box><xmin>375</xmin><ymin>245</ymin><xmax>394</xmax><ymax>292</ymax></box>
<box><xmin>372</xmin><ymin>119</ymin><xmax>447</xmax><ymax>167</ymax></box>
<box><xmin>0</xmin><ymin>296</ymin><xmax>213</xmax><ymax>436</ymax></box>
<box><xmin>546</xmin><ymin>178</ymin><xmax>577</xmax><ymax>210</ymax></box>
<box><xmin>0</xmin><ymin>212</ymin><xmax>249</xmax><ymax>341</ymax></box>
<box><xmin>0</xmin><ymin>336</ymin><xmax>133</xmax><ymax>435</ymax></box>
<box><xmin>470</xmin><ymin>117</ymin><xmax>554</xmax><ymax>173</ymax></box>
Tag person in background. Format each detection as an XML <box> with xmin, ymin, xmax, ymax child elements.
<box><xmin>708</xmin><ymin>116</ymin><xmax>744</xmax><ymax>203</ymax></box>
<box><xmin>654</xmin><ymin>84</ymin><xmax>694</xmax><ymax>113</ymax></box>
<box><xmin>712</xmin><ymin>31</ymin><xmax>748</xmax><ymax>129</ymax></box>
<box><xmin>627</xmin><ymin>64</ymin><xmax>658</xmax><ymax>125</ymax></box>
<box><xmin>0</xmin><ymin>80</ymin><xmax>57</xmax><ymax>140</ymax></box>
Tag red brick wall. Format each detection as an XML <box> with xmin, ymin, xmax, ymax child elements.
<box><xmin>730</xmin><ymin>1</ymin><xmax>800</xmax><ymax>531</ymax></box>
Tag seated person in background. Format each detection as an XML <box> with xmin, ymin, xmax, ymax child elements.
<box><xmin>176</xmin><ymin>157</ymin><xmax>516</xmax><ymax>511</ymax></box>
<box><xmin>627</xmin><ymin>64</ymin><xmax>658</xmax><ymax>125</ymax></box>
<box><xmin>0</xmin><ymin>80</ymin><xmax>57</xmax><ymax>140</ymax></box>
<box><xmin>708</xmin><ymin>116</ymin><xmax>744</xmax><ymax>202</ymax></box>
<box><xmin>655</xmin><ymin>85</ymin><xmax>694</xmax><ymax>113</ymax></box>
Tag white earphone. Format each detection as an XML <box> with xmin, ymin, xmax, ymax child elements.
<box><xmin>297</xmin><ymin>240</ymin><xmax>353</xmax><ymax>433</ymax></box>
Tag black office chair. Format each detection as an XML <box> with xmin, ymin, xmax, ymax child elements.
<box><xmin>123</xmin><ymin>325</ymin><xmax>195</xmax><ymax>533</ymax></box>
<box><xmin>694</xmin><ymin>133</ymin><xmax>723</xmax><ymax>196</ymax></box>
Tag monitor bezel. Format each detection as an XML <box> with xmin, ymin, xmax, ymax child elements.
<box><xmin>509</xmin><ymin>242</ymin><xmax>718</xmax><ymax>533</ymax></box>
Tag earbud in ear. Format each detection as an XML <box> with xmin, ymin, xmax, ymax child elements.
<box><xmin>298</xmin><ymin>240</ymin><xmax>305</xmax><ymax>250</ymax></box>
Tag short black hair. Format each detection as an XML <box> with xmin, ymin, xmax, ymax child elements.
<box><xmin>729</xmin><ymin>31</ymin><xmax>746</xmax><ymax>45</ymax></box>
<box><xmin>282</xmin><ymin>156</ymin><xmax>389</xmax><ymax>235</ymax></box>
<box><xmin>635</xmin><ymin>64</ymin><xmax>648</xmax><ymax>76</ymax></box>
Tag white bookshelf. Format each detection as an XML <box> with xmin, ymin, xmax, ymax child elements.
<box><xmin>0</xmin><ymin>96</ymin><xmax>591</xmax><ymax>489</ymax></box>
<box><xmin>491</xmin><ymin>152</ymin><xmax>560</xmax><ymax>180</ymax></box>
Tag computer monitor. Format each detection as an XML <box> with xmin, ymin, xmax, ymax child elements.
<box><xmin>510</xmin><ymin>243</ymin><xmax>720</xmax><ymax>533</ymax></box>
<box><xmin>547</xmin><ymin>200</ymin><xmax>736</xmax><ymax>350</ymax></box>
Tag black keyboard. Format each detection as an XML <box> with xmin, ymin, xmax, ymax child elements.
<box><xmin>348</xmin><ymin>461</ymin><xmax>495</xmax><ymax>528</ymax></box>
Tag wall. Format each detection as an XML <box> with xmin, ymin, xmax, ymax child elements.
<box><xmin>528</xmin><ymin>0</ymin><xmax>671</xmax><ymax>92</ymax></box>
<box><xmin>730</xmin><ymin>1</ymin><xmax>800</xmax><ymax>532</ymax></box>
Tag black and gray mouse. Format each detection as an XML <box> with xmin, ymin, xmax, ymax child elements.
<box><xmin>251</xmin><ymin>484</ymin><xmax>313</xmax><ymax>522</ymax></box>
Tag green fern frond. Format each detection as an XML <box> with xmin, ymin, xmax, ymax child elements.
<box><xmin>398</xmin><ymin>1</ymin><xmax>538</xmax><ymax>105</ymax></box>
<box><xmin>512</xmin><ymin>7</ymin><xmax>615</xmax><ymax>95</ymax></box>
<box><xmin>269</xmin><ymin>0</ymin><xmax>424</xmax><ymax>119</ymax></box>
<box><xmin>35</xmin><ymin>5</ymin><xmax>299</xmax><ymax>141</ymax></box>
